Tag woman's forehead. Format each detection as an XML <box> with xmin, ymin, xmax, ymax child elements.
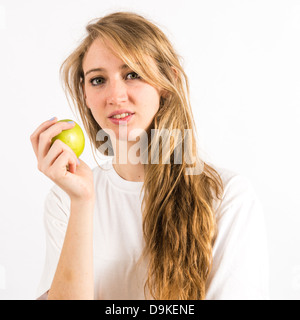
<box><xmin>82</xmin><ymin>38</ymin><xmax>124</xmax><ymax>70</ymax></box>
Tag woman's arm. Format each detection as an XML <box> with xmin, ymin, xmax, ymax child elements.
<box><xmin>47</xmin><ymin>197</ymin><xmax>94</xmax><ymax>300</ymax></box>
<box><xmin>30</xmin><ymin>118</ymin><xmax>96</xmax><ymax>299</ymax></box>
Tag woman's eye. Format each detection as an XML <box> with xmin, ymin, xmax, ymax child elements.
<box><xmin>126</xmin><ymin>72</ymin><xmax>141</xmax><ymax>80</ymax></box>
<box><xmin>90</xmin><ymin>77</ymin><xmax>105</xmax><ymax>86</ymax></box>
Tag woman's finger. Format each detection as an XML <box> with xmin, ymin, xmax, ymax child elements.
<box><xmin>37</xmin><ymin>121</ymin><xmax>75</xmax><ymax>161</ymax></box>
<box><xmin>30</xmin><ymin>117</ymin><xmax>57</xmax><ymax>157</ymax></box>
<box><xmin>48</xmin><ymin>150</ymin><xmax>78</xmax><ymax>181</ymax></box>
<box><xmin>40</xmin><ymin>138</ymin><xmax>78</xmax><ymax>174</ymax></box>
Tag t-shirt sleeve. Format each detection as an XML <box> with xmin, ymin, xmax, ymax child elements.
<box><xmin>206</xmin><ymin>173</ymin><xmax>270</xmax><ymax>300</ymax></box>
<box><xmin>36</xmin><ymin>184</ymin><xmax>70</xmax><ymax>300</ymax></box>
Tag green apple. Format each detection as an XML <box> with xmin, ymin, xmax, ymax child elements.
<box><xmin>51</xmin><ymin>119</ymin><xmax>85</xmax><ymax>158</ymax></box>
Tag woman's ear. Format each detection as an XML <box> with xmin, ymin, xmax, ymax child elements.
<box><xmin>160</xmin><ymin>88</ymin><xmax>168</xmax><ymax>99</ymax></box>
<box><xmin>171</xmin><ymin>66</ymin><xmax>179</xmax><ymax>81</ymax></box>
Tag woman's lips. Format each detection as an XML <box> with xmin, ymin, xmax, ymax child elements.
<box><xmin>108</xmin><ymin>109</ymin><xmax>134</xmax><ymax>118</ymax></box>
<box><xmin>108</xmin><ymin>113</ymin><xmax>134</xmax><ymax>125</ymax></box>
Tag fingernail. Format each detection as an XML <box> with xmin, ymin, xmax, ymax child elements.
<box><xmin>68</xmin><ymin>121</ymin><xmax>75</xmax><ymax>124</ymax></box>
<box><xmin>77</xmin><ymin>158</ymin><xmax>80</xmax><ymax>165</ymax></box>
<box><xmin>49</xmin><ymin>117</ymin><xmax>56</xmax><ymax>121</ymax></box>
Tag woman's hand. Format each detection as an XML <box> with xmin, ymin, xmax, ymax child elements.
<box><xmin>30</xmin><ymin>117</ymin><xmax>95</xmax><ymax>202</ymax></box>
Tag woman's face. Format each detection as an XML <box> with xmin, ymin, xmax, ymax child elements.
<box><xmin>82</xmin><ymin>38</ymin><xmax>161</xmax><ymax>142</ymax></box>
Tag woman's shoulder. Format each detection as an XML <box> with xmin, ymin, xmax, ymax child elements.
<box><xmin>207</xmin><ymin>162</ymin><xmax>263</xmax><ymax>220</ymax></box>
<box><xmin>207</xmin><ymin>162</ymin><xmax>250</xmax><ymax>190</ymax></box>
<box><xmin>44</xmin><ymin>183</ymin><xmax>71</xmax><ymax>221</ymax></box>
<box><xmin>206</xmin><ymin>163</ymin><xmax>269</xmax><ymax>299</ymax></box>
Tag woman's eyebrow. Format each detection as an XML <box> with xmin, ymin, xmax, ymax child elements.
<box><xmin>85</xmin><ymin>64</ymin><xmax>129</xmax><ymax>76</ymax></box>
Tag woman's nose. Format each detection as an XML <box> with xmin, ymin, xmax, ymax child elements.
<box><xmin>106</xmin><ymin>79</ymin><xmax>128</xmax><ymax>105</ymax></box>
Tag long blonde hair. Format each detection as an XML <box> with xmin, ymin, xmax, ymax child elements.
<box><xmin>60</xmin><ymin>11</ymin><xmax>223</xmax><ymax>300</ymax></box>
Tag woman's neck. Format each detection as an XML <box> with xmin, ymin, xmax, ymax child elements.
<box><xmin>112</xmin><ymin>161</ymin><xmax>144</xmax><ymax>182</ymax></box>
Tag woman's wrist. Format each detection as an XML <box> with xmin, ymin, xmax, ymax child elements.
<box><xmin>70</xmin><ymin>189</ymin><xmax>95</xmax><ymax>202</ymax></box>
<box><xmin>70</xmin><ymin>195</ymin><xmax>95</xmax><ymax>215</ymax></box>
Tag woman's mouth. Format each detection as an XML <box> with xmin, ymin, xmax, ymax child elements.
<box><xmin>109</xmin><ymin>112</ymin><xmax>135</xmax><ymax>125</ymax></box>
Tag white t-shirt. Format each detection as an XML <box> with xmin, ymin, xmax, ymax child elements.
<box><xmin>36</xmin><ymin>158</ymin><xmax>269</xmax><ymax>300</ymax></box>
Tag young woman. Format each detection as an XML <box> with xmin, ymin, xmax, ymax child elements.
<box><xmin>30</xmin><ymin>12</ymin><xmax>269</xmax><ymax>300</ymax></box>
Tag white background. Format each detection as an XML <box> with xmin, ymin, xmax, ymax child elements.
<box><xmin>0</xmin><ymin>0</ymin><xmax>299</xmax><ymax>300</ymax></box>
